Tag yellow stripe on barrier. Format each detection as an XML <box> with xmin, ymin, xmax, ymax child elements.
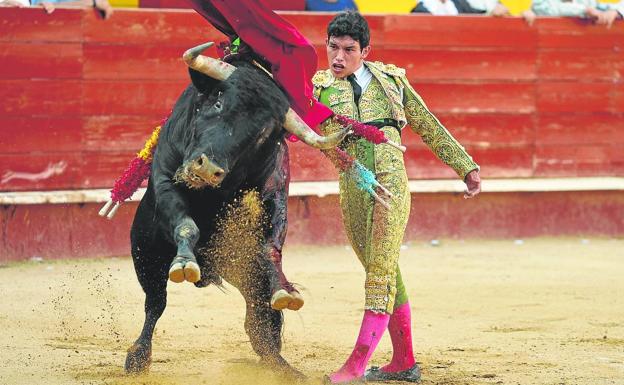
<box><xmin>355</xmin><ymin>0</ymin><xmax>417</xmax><ymax>13</ymax></box>
<box><xmin>109</xmin><ymin>0</ymin><xmax>139</xmax><ymax>8</ymax></box>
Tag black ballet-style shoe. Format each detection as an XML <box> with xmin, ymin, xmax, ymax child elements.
<box><xmin>364</xmin><ymin>364</ymin><xmax>421</xmax><ymax>383</ymax></box>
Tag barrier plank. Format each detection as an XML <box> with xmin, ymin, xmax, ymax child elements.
<box><xmin>0</xmin><ymin>42</ymin><xmax>83</xmax><ymax>80</ymax></box>
<box><xmin>424</xmin><ymin>113</ymin><xmax>535</xmax><ymax>146</ymax></box>
<box><xmin>538</xmin><ymin>50</ymin><xmax>624</xmax><ymax>81</ymax></box>
<box><xmin>82</xmin><ymin>9</ymin><xmax>218</xmax><ymax>46</ymax></box>
<box><xmin>615</xmin><ymin>85</ymin><xmax>624</xmax><ymax>111</ymax></box>
<box><xmin>82</xmin><ymin>80</ymin><xmax>186</xmax><ymax>115</ymax></box>
<box><xmin>1</xmin><ymin>204</ymin><xmax>75</xmax><ymax>260</ymax></box>
<box><xmin>383</xmin><ymin>15</ymin><xmax>537</xmax><ymax>49</ymax></box>
<box><xmin>412</xmin><ymin>83</ymin><xmax>535</xmax><ymax>114</ymax></box>
<box><xmin>375</xmin><ymin>48</ymin><xmax>537</xmax><ymax>82</ymax></box>
<box><xmin>0</xmin><ymin>151</ymin><xmax>149</xmax><ymax>191</ymax></box>
<box><xmin>404</xmin><ymin>146</ymin><xmax>534</xmax><ymax>178</ymax></box>
<box><xmin>79</xmin><ymin>150</ymin><xmax>151</xmax><ymax>188</ymax></box>
<box><xmin>534</xmin><ymin>144</ymin><xmax>624</xmax><ymax>176</ymax></box>
<box><xmin>537</xmin><ymin>114</ymin><xmax>624</xmax><ymax>145</ymax></box>
<box><xmin>1</xmin><ymin>117</ymin><xmax>82</xmax><ymax>153</ymax></box>
<box><xmin>82</xmin><ymin>115</ymin><xmax>166</xmax><ymax>151</ymax></box>
<box><xmin>83</xmin><ymin>44</ymin><xmax>190</xmax><ymax>80</ymax></box>
<box><xmin>0</xmin><ymin>80</ymin><xmax>82</xmax><ymax>116</ymax></box>
<box><xmin>0</xmin><ymin>8</ymin><xmax>82</xmax><ymax>43</ymax></box>
<box><xmin>537</xmin><ymin>82</ymin><xmax>617</xmax><ymax>114</ymax></box>
<box><xmin>0</xmin><ymin>153</ymin><xmax>83</xmax><ymax>191</ymax></box>
<box><xmin>537</xmin><ymin>18</ymin><xmax>624</xmax><ymax>49</ymax></box>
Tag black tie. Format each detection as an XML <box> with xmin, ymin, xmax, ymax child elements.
<box><xmin>347</xmin><ymin>74</ymin><xmax>362</xmax><ymax>105</ymax></box>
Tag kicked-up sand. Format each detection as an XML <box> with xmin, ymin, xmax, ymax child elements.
<box><xmin>0</xmin><ymin>238</ymin><xmax>622</xmax><ymax>385</ymax></box>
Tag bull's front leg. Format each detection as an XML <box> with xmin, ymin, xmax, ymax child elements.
<box><xmin>154</xmin><ymin>175</ymin><xmax>202</xmax><ymax>284</ymax></box>
<box><xmin>168</xmin><ymin>216</ymin><xmax>201</xmax><ymax>283</ymax></box>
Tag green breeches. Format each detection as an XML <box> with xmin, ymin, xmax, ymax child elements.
<box><xmin>395</xmin><ymin>266</ymin><xmax>408</xmax><ymax>309</ymax></box>
<box><xmin>338</xmin><ymin>126</ymin><xmax>411</xmax><ymax>314</ymax></box>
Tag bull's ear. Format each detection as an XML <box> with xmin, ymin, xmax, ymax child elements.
<box><xmin>189</xmin><ymin>68</ymin><xmax>219</xmax><ymax>94</ymax></box>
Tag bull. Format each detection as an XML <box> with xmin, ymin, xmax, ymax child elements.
<box><xmin>125</xmin><ymin>42</ymin><xmax>347</xmax><ymax>378</ymax></box>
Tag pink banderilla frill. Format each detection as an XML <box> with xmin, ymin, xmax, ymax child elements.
<box><xmin>333</xmin><ymin>114</ymin><xmax>406</xmax><ymax>153</ymax></box>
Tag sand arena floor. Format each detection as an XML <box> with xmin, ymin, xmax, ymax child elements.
<box><xmin>0</xmin><ymin>239</ymin><xmax>623</xmax><ymax>385</ymax></box>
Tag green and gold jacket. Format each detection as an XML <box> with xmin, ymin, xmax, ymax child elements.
<box><xmin>313</xmin><ymin>61</ymin><xmax>479</xmax><ymax>179</ymax></box>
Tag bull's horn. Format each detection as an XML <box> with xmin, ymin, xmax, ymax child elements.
<box><xmin>184</xmin><ymin>43</ymin><xmax>346</xmax><ymax>149</ymax></box>
<box><xmin>283</xmin><ymin>109</ymin><xmax>348</xmax><ymax>149</ymax></box>
<box><xmin>183</xmin><ymin>42</ymin><xmax>236</xmax><ymax>80</ymax></box>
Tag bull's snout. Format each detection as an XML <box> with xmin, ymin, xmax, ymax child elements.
<box><xmin>190</xmin><ymin>153</ymin><xmax>226</xmax><ymax>186</ymax></box>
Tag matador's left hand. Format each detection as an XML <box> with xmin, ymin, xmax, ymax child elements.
<box><xmin>464</xmin><ymin>169</ymin><xmax>481</xmax><ymax>199</ymax></box>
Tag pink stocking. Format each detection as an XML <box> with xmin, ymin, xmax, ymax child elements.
<box><xmin>381</xmin><ymin>302</ymin><xmax>416</xmax><ymax>372</ymax></box>
<box><xmin>329</xmin><ymin>310</ymin><xmax>390</xmax><ymax>383</ymax></box>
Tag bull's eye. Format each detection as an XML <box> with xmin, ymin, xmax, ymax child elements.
<box><xmin>214</xmin><ymin>101</ymin><xmax>222</xmax><ymax>110</ymax></box>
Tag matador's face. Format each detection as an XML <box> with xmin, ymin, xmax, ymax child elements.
<box><xmin>326</xmin><ymin>35</ymin><xmax>371</xmax><ymax>79</ymax></box>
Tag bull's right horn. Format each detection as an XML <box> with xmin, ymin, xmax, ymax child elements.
<box><xmin>183</xmin><ymin>42</ymin><xmax>236</xmax><ymax>80</ymax></box>
<box><xmin>284</xmin><ymin>109</ymin><xmax>348</xmax><ymax>149</ymax></box>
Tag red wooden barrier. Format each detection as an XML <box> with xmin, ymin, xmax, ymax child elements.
<box><xmin>0</xmin><ymin>191</ymin><xmax>624</xmax><ymax>264</ymax></box>
<box><xmin>2</xmin><ymin>9</ymin><xmax>623</xmax><ymax>193</ymax></box>
<box><xmin>1</xmin><ymin>9</ymin><xmax>624</xmax><ymax>260</ymax></box>
<box><xmin>2</xmin><ymin>190</ymin><xmax>623</xmax><ymax>263</ymax></box>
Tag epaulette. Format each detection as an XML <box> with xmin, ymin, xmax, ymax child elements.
<box><xmin>312</xmin><ymin>70</ymin><xmax>335</xmax><ymax>88</ymax></box>
<box><xmin>368</xmin><ymin>61</ymin><xmax>406</xmax><ymax>78</ymax></box>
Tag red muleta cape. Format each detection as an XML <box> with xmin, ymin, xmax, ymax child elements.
<box><xmin>188</xmin><ymin>0</ymin><xmax>334</xmax><ymax>131</ymax></box>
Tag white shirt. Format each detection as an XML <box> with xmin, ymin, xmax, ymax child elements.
<box><xmin>351</xmin><ymin>63</ymin><xmax>373</xmax><ymax>94</ymax></box>
<box><xmin>465</xmin><ymin>0</ymin><xmax>500</xmax><ymax>12</ymax></box>
<box><xmin>350</xmin><ymin>62</ymin><xmax>405</xmax><ymax>104</ymax></box>
<box><xmin>422</xmin><ymin>0</ymin><xmax>459</xmax><ymax>15</ymax></box>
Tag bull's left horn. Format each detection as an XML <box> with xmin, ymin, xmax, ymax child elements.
<box><xmin>183</xmin><ymin>42</ymin><xmax>236</xmax><ymax>80</ymax></box>
<box><xmin>284</xmin><ymin>109</ymin><xmax>348</xmax><ymax>149</ymax></box>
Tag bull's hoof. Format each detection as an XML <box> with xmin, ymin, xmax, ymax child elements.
<box><xmin>183</xmin><ymin>261</ymin><xmax>201</xmax><ymax>283</ymax></box>
<box><xmin>287</xmin><ymin>291</ymin><xmax>304</xmax><ymax>311</ymax></box>
<box><xmin>125</xmin><ymin>342</ymin><xmax>152</xmax><ymax>374</ymax></box>
<box><xmin>270</xmin><ymin>289</ymin><xmax>305</xmax><ymax>311</ymax></box>
<box><xmin>168</xmin><ymin>262</ymin><xmax>185</xmax><ymax>283</ymax></box>
<box><xmin>168</xmin><ymin>257</ymin><xmax>201</xmax><ymax>284</ymax></box>
<box><xmin>270</xmin><ymin>289</ymin><xmax>293</xmax><ymax>310</ymax></box>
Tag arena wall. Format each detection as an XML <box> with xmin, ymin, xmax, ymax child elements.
<box><xmin>1</xmin><ymin>8</ymin><xmax>623</xmax><ymax>262</ymax></box>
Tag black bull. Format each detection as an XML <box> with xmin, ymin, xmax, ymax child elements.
<box><xmin>125</xmin><ymin>53</ymin><xmax>344</xmax><ymax>378</ymax></box>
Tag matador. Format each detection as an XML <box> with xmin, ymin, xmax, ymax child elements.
<box><xmin>314</xmin><ymin>12</ymin><xmax>481</xmax><ymax>384</ymax></box>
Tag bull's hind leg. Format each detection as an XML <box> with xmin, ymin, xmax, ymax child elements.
<box><xmin>126</xmin><ymin>248</ymin><xmax>170</xmax><ymax>373</ymax></box>
<box><xmin>168</xmin><ymin>216</ymin><xmax>201</xmax><ymax>283</ymax></box>
<box><xmin>239</xmin><ymin>259</ymin><xmax>305</xmax><ymax>380</ymax></box>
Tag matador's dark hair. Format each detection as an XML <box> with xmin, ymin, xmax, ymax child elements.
<box><xmin>327</xmin><ymin>11</ymin><xmax>370</xmax><ymax>49</ymax></box>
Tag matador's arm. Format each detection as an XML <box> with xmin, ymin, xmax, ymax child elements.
<box><xmin>401</xmin><ymin>77</ymin><xmax>479</xmax><ymax>180</ymax></box>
